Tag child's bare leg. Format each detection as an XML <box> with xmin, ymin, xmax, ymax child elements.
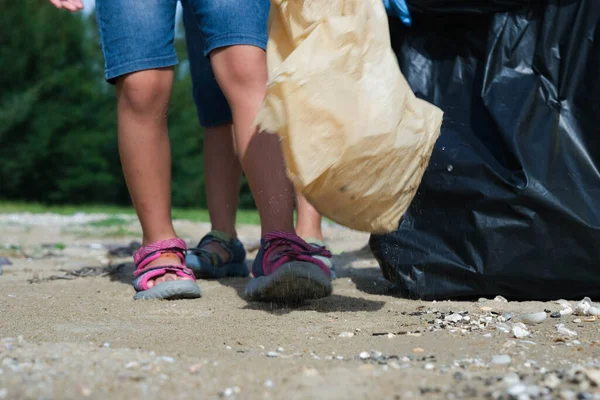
<box><xmin>295</xmin><ymin>193</ymin><xmax>324</xmax><ymax>241</ymax></box>
<box><xmin>200</xmin><ymin>124</ymin><xmax>242</xmax><ymax>263</ymax></box>
<box><xmin>116</xmin><ymin>68</ymin><xmax>187</xmax><ymax>288</ymax></box>
<box><xmin>210</xmin><ymin>46</ymin><xmax>295</xmax><ymax>235</ymax></box>
<box><xmin>204</xmin><ymin>124</ymin><xmax>241</xmax><ymax>237</ymax></box>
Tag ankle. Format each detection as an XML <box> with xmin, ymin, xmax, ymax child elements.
<box><xmin>211</xmin><ymin>227</ymin><xmax>237</xmax><ymax>240</ymax></box>
<box><xmin>295</xmin><ymin>226</ymin><xmax>324</xmax><ymax>242</ymax></box>
<box><xmin>210</xmin><ymin>224</ymin><xmax>237</xmax><ymax>240</ymax></box>
<box><xmin>142</xmin><ymin>233</ymin><xmax>179</xmax><ymax>247</ymax></box>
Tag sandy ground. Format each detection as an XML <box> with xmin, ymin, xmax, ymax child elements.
<box><xmin>1</xmin><ymin>214</ymin><xmax>599</xmax><ymax>400</ymax></box>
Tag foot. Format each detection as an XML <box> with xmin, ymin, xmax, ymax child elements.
<box><xmin>302</xmin><ymin>237</ymin><xmax>336</xmax><ymax>279</ymax></box>
<box><xmin>132</xmin><ymin>238</ymin><xmax>202</xmax><ymax>300</ymax></box>
<box><xmin>244</xmin><ymin>231</ymin><xmax>333</xmax><ymax>302</ymax></box>
<box><xmin>142</xmin><ymin>253</ymin><xmax>185</xmax><ymax>288</ymax></box>
<box><xmin>186</xmin><ymin>231</ymin><xmax>248</xmax><ymax>279</ymax></box>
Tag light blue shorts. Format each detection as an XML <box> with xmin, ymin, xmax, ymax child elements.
<box><xmin>96</xmin><ymin>0</ymin><xmax>269</xmax><ymax>128</ymax></box>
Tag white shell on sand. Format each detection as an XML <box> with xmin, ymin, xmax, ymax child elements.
<box><xmin>514</xmin><ymin>312</ymin><xmax>547</xmax><ymax>325</ymax></box>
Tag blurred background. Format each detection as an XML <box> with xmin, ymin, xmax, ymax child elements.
<box><xmin>0</xmin><ymin>0</ymin><xmax>256</xmax><ymax>212</ymax></box>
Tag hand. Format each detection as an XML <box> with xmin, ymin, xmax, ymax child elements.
<box><xmin>47</xmin><ymin>0</ymin><xmax>84</xmax><ymax>12</ymax></box>
<box><xmin>382</xmin><ymin>0</ymin><xmax>412</xmax><ymax>27</ymax></box>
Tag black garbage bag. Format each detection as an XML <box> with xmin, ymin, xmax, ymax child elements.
<box><xmin>407</xmin><ymin>0</ymin><xmax>533</xmax><ymax>14</ymax></box>
<box><xmin>370</xmin><ymin>0</ymin><xmax>600</xmax><ymax>301</ymax></box>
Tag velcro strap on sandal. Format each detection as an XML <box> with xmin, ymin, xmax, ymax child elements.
<box><xmin>134</xmin><ymin>238</ymin><xmax>187</xmax><ymax>270</ymax></box>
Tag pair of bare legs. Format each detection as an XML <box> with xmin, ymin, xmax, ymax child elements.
<box><xmin>116</xmin><ymin>46</ymin><xmax>310</xmax><ymax>288</ymax></box>
<box><xmin>201</xmin><ymin>123</ymin><xmax>324</xmax><ymax>260</ymax></box>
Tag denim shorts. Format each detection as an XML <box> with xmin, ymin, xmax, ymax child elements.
<box><xmin>96</xmin><ymin>0</ymin><xmax>269</xmax><ymax>127</ymax></box>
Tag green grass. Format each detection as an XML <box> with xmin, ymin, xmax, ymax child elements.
<box><xmin>99</xmin><ymin>227</ymin><xmax>139</xmax><ymax>238</ymax></box>
<box><xmin>0</xmin><ymin>201</ymin><xmax>260</xmax><ymax>225</ymax></box>
<box><xmin>88</xmin><ymin>216</ymin><xmax>130</xmax><ymax>227</ymax></box>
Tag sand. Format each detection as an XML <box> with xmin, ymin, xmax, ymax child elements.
<box><xmin>1</xmin><ymin>215</ymin><xmax>599</xmax><ymax>399</ymax></box>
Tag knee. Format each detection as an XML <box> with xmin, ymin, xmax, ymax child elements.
<box><xmin>116</xmin><ymin>69</ymin><xmax>173</xmax><ymax>117</ymax></box>
<box><xmin>211</xmin><ymin>47</ymin><xmax>268</xmax><ymax>98</ymax></box>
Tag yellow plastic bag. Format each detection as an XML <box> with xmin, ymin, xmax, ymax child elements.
<box><xmin>255</xmin><ymin>0</ymin><xmax>444</xmax><ymax>234</ymax></box>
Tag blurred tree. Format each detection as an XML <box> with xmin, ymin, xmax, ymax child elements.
<box><xmin>0</xmin><ymin>1</ymin><xmax>123</xmax><ymax>203</ymax></box>
<box><xmin>0</xmin><ymin>0</ymin><xmax>256</xmax><ymax>209</ymax></box>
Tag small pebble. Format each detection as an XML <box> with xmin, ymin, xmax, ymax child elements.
<box><xmin>494</xmin><ymin>295</ymin><xmax>509</xmax><ymax>303</ymax></box>
<box><xmin>445</xmin><ymin>313</ymin><xmax>463</xmax><ymax>323</ymax></box>
<box><xmin>560</xmin><ymin>390</ymin><xmax>576</xmax><ymax>400</ymax></box>
<box><xmin>544</xmin><ymin>373</ymin><xmax>562</xmax><ymax>389</ymax></box>
<box><xmin>264</xmin><ymin>380</ymin><xmax>274</xmax><ymax>388</ymax></box>
<box><xmin>575</xmin><ymin>297</ymin><xmax>600</xmax><ymax>316</ymax></box>
<box><xmin>556</xmin><ymin>324</ymin><xmax>578</xmax><ymax>337</ymax></box>
<box><xmin>339</xmin><ymin>332</ymin><xmax>354</xmax><ymax>338</ymax></box>
<box><xmin>573</xmin><ymin>319</ymin><xmax>582</xmax><ymax>323</ymax></box>
<box><xmin>560</xmin><ymin>307</ymin><xmax>574</xmax><ymax>316</ymax></box>
<box><xmin>125</xmin><ymin>361</ymin><xmax>139</xmax><ymax>369</ymax></box>
<box><xmin>424</xmin><ymin>363</ymin><xmax>435</xmax><ymax>370</ymax></box>
<box><xmin>551</xmin><ymin>312</ymin><xmax>562</xmax><ymax>318</ymax></box>
<box><xmin>583</xmin><ymin>369</ymin><xmax>600</xmax><ymax>386</ymax></box>
<box><xmin>359</xmin><ymin>352</ymin><xmax>371</xmax><ymax>360</ymax></box>
<box><xmin>514</xmin><ymin>312</ymin><xmax>546</xmax><ymax>325</ymax></box>
<box><xmin>0</xmin><ymin>389</ymin><xmax>6</xmax><ymax>399</ymax></box>
<box><xmin>507</xmin><ymin>384</ymin><xmax>527</xmax><ymax>397</ymax></box>
<box><xmin>188</xmin><ymin>364</ymin><xmax>203</xmax><ymax>374</ymax></box>
<box><xmin>102</xmin><ymin>342</ymin><xmax>110</xmax><ymax>348</ymax></box>
<box><xmin>267</xmin><ymin>351</ymin><xmax>279</xmax><ymax>358</ymax></box>
<box><xmin>512</xmin><ymin>323</ymin><xmax>531</xmax><ymax>339</ymax></box>
<box><xmin>503</xmin><ymin>313</ymin><xmax>515</xmax><ymax>321</ymax></box>
<box><xmin>503</xmin><ymin>373</ymin><xmax>521</xmax><ymax>386</ymax></box>
<box><xmin>491</xmin><ymin>354</ymin><xmax>512</xmax><ymax>366</ymax></box>
<box><xmin>159</xmin><ymin>356</ymin><xmax>175</xmax><ymax>363</ymax></box>
<box><xmin>413</xmin><ymin>348</ymin><xmax>425</xmax><ymax>353</ymax></box>
<box><xmin>277</xmin><ymin>347</ymin><xmax>285</xmax><ymax>353</ymax></box>
<box><xmin>371</xmin><ymin>351</ymin><xmax>383</xmax><ymax>359</ymax></box>
<box><xmin>388</xmin><ymin>361</ymin><xmax>401</xmax><ymax>369</ymax></box>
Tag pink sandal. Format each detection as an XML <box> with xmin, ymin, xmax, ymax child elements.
<box><xmin>132</xmin><ymin>238</ymin><xmax>202</xmax><ymax>300</ymax></box>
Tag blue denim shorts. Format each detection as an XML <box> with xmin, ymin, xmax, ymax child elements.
<box><xmin>96</xmin><ymin>0</ymin><xmax>269</xmax><ymax>127</ymax></box>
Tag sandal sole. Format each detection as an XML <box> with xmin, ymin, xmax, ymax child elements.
<box><xmin>134</xmin><ymin>280</ymin><xmax>202</xmax><ymax>300</ymax></box>
<box><xmin>244</xmin><ymin>262</ymin><xmax>332</xmax><ymax>303</ymax></box>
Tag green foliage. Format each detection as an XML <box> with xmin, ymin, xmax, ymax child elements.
<box><xmin>88</xmin><ymin>216</ymin><xmax>130</xmax><ymax>227</ymax></box>
<box><xmin>0</xmin><ymin>201</ymin><xmax>261</xmax><ymax>225</ymax></box>
<box><xmin>0</xmin><ymin>1</ymin><xmax>256</xmax><ymax>210</ymax></box>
